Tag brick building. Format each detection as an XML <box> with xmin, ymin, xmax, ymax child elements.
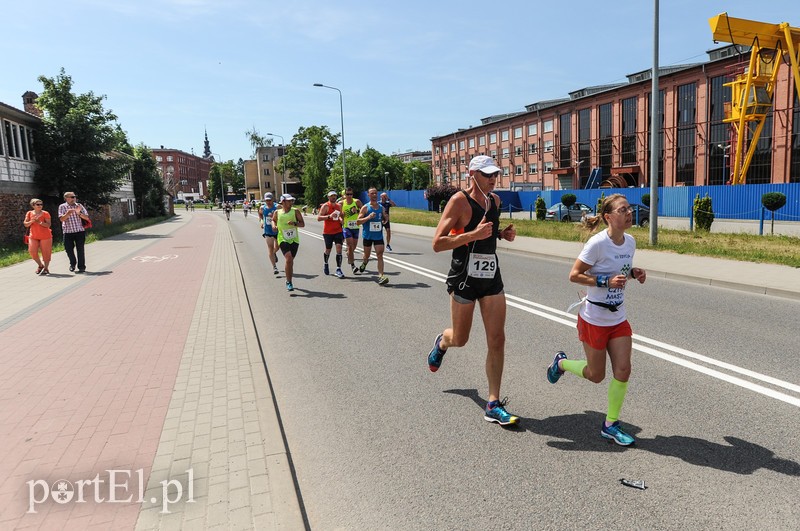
<box><xmin>151</xmin><ymin>147</ymin><xmax>211</xmax><ymax>201</ymax></box>
<box><xmin>431</xmin><ymin>45</ymin><xmax>800</xmax><ymax>191</ymax></box>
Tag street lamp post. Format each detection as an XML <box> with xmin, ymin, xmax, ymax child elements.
<box><xmin>412</xmin><ymin>167</ymin><xmax>418</xmax><ymax>190</ymax></box>
<box><xmin>574</xmin><ymin>160</ymin><xmax>584</xmax><ymax>189</ymax></box>
<box><xmin>384</xmin><ymin>171</ymin><xmax>389</xmax><ymax>191</ymax></box>
<box><xmin>717</xmin><ymin>143</ymin><xmax>731</xmax><ymax>185</ymax></box>
<box><xmin>266</xmin><ymin>133</ymin><xmax>286</xmax><ymax>196</ymax></box>
<box><xmin>313</xmin><ymin>83</ymin><xmax>347</xmax><ymax>190</ymax></box>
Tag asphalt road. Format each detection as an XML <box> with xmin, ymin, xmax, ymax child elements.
<box><xmin>224</xmin><ymin>209</ymin><xmax>800</xmax><ymax>530</ymax></box>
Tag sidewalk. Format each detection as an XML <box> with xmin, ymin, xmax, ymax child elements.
<box><xmin>0</xmin><ymin>212</ymin><xmax>303</xmax><ymax>530</ymax></box>
<box><xmin>391</xmin><ymin>223</ymin><xmax>800</xmax><ymax>300</ymax></box>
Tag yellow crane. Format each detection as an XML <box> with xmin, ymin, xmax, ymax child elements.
<box><xmin>709</xmin><ymin>13</ymin><xmax>800</xmax><ymax>184</ymax></box>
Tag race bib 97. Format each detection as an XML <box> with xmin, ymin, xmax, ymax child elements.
<box><xmin>282</xmin><ymin>228</ymin><xmax>296</xmax><ymax>240</ymax></box>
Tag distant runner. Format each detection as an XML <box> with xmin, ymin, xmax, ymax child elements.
<box><xmin>340</xmin><ymin>187</ymin><xmax>363</xmax><ymax>275</ymax></box>
<box><xmin>272</xmin><ymin>194</ymin><xmax>304</xmax><ymax>292</ymax></box>
<box><xmin>317</xmin><ymin>191</ymin><xmax>345</xmax><ymax>278</ymax></box>
<box><xmin>357</xmin><ymin>187</ymin><xmax>389</xmax><ymax>285</ymax></box>
<box><xmin>259</xmin><ymin>193</ymin><xmax>280</xmax><ymax>275</ymax></box>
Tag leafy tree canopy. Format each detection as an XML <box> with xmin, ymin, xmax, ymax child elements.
<box><xmin>208</xmin><ymin>160</ymin><xmax>240</xmax><ymax>203</ymax></box>
<box><xmin>33</xmin><ymin>68</ymin><xmax>129</xmax><ymax>208</ymax></box>
<box><xmin>284</xmin><ymin>125</ymin><xmax>338</xmax><ymax>181</ymax></box>
<box><xmin>131</xmin><ymin>144</ymin><xmax>166</xmax><ymax>218</ymax></box>
<box><xmin>303</xmin><ymin>132</ymin><xmax>330</xmax><ymax>206</ymax></box>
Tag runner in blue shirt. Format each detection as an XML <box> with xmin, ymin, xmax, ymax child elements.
<box><xmin>259</xmin><ymin>193</ymin><xmax>280</xmax><ymax>275</ymax></box>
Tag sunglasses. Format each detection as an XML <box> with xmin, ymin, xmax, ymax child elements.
<box><xmin>34</xmin><ymin>202</ymin><xmax>43</xmax><ymax>205</ymax></box>
<box><xmin>479</xmin><ymin>171</ymin><xmax>499</xmax><ymax>178</ymax></box>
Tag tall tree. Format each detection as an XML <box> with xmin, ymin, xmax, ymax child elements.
<box><xmin>303</xmin><ymin>133</ymin><xmax>329</xmax><ymax>206</ymax></box>
<box><xmin>131</xmin><ymin>144</ymin><xmax>166</xmax><ymax>218</ymax></box>
<box><xmin>208</xmin><ymin>160</ymin><xmax>239</xmax><ymax>203</ymax></box>
<box><xmin>33</xmin><ymin>68</ymin><xmax>129</xmax><ymax>207</ymax></box>
<box><xmin>284</xmin><ymin>125</ymin><xmax>338</xmax><ymax>181</ymax></box>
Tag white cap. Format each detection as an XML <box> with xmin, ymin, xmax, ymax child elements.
<box><xmin>280</xmin><ymin>194</ymin><xmax>295</xmax><ymax>202</ymax></box>
<box><xmin>263</xmin><ymin>192</ymin><xmax>273</xmax><ymax>200</ymax></box>
<box><xmin>468</xmin><ymin>155</ymin><xmax>501</xmax><ymax>174</ymax></box>
<box><xmin>327</xmin><ymin>191</ymin><xmax>338</xmax><ymax>197</ymax></box>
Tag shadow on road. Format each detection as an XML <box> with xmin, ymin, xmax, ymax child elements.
<box><xmin>289</xmin><ymin>288</ymin><xmax>346</xmax><ymax>299</ymax></box>
<box><xmin>385</xmin><ymin>282</ymin><xmax>431</xmax><ymax>290</ymax></box>
<box><xmin>108</xmin><ymin>233</ymin><xmax>171</xmax><ymax>241</ymax></box>
<box><xmin>444</xmin><ymin>388</ymin><xmax>800</xmax><ymax>476</ymax></box>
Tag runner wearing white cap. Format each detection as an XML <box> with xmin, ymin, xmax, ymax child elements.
<box><xmin>427</xmin><ymin>155</ymin><xmax>520</xmax><ymax>426</ymax></box>
<box><xmin>272</xmin><ymin>194</ymin><xmax>304</xmax><ymax>291</ymax></box>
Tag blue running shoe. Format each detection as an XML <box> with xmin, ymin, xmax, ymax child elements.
<box><xmin>427</xmin><ymin>333</ymin><xmax>446</xmax><ymax>372</ymax></box>
<box><xmin>286</xmin><ymin>281</ymin><xmax>294</xmax><ymax>292</ymax></box>
<box><xmin>386</xmin><ymin>244</ymin><xmax>393</xmax><ymax>252</ymax></box>
<box><xmin>323</xmin><ymin>263</ymin><xmax>330</xmax><ymax>275</ymax></box>
<box><xmin>484</xmin><ymin>398</ymin><xmax>519</xmax><ymax>426</ymax></box>
<box><xmin>601</xmin><ymin>421</ymin><xmax>635</xmax><ymax>446</ymax></box>
<box><xmin>335</xmin><ymin>268</ymin><xmax>345</xmax><ymax>278</ymax></box>
<box><xmin>547</xmin><ymin>351</ymin><xmax>567</xmax><ymax>384</ymax></box>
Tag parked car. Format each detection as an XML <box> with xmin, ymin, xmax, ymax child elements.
<box><xmin>628</xmin><ymin>203</ymin><xmax>650</xmax><ymax>227</ymax></box>
<box><xmin>545</xmin><ymin>202</ymin><xmax>594</xmax><ymax>222</ymax></box>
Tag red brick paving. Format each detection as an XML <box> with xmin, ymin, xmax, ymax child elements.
<box><xmin>0</xmin><ymin>215</ymin><xmax>213</xmax><ymax>529</ymax></box>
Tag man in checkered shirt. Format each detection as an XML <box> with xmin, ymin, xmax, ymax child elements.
<box><xmin>57</xmin><ymin>191</ymin><xmax>90</xmax><ymax>273</ymax></box>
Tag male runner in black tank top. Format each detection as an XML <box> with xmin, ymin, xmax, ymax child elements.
<box><xmin>426</xmin><ymin>155</ymin><xmax>519</xmax><ymax>426</ymax></box>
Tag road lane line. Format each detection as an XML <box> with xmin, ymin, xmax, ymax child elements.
<box><xmin>296</xmin><ymin>226</ymin><xmax>800</xmax><ymax>405</ymax></box>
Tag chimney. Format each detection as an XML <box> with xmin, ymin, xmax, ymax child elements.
<box><xmin>22</xmin><ymin>91</ymin><xmax>42</xmax><ymax>117</ymax></box>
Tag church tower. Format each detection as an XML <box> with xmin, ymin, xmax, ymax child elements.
<box><xmin>203</xmin><ymin>128</ymin><xmax>212</xmax><ymax>159</ymax></box>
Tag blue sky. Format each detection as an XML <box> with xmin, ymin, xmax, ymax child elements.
<box><xmin>3</xmin><ymin>1</ymin><xmax>796</xmax><ymax>161</ymax></box>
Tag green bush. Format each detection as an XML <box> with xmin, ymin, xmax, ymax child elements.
<box><xmin>535</xmin><ymin>196</ymin><xmax>546</xmax><ymax>220</ymax></box>
<box><xmin>561</xmin><ymin>193</ymin><xmax>577</xmax><ymax>207</ymax></box>
<box><xmin>693</xmin><ymin>193</ymin><xmax>714</xmax><ymax>231</ymax></box>
<box><xmin>761</xmin><ymin>192</ymin><xmax>786</xmax><ymax>212</ymax></box>
<box><xmin>642</xmin><ymin>193</ymin><xmax>650</xmax><ymax>207</ymax></box>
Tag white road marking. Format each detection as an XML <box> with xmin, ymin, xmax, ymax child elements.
<box><xmin>293</xmin><ymin>226</ymin><xmax>800</xmax><ymax>407</ymax></box>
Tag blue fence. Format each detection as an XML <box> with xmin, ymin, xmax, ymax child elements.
<box><xmin>374</xmin><ymin>182</ymin><xmax>800</xmax><ymax>222</ymax></box>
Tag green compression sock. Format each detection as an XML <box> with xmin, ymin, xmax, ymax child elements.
<box><xmin>606</xmin><ymin>378</ymin><xmax>629</xmax><ymax>424</ymax></box>
<box><xmin>561</xmin><ymin>359</ymin><xmax>588</xmax><ymax>379</ymax></box>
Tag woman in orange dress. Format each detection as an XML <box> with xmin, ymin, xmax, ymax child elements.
<box><xmin>23</xmin><ymin>198</ymin><xmax>53</xmax><ymax>275</ymax></box>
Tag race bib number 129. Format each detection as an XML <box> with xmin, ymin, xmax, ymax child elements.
<box><xmin>467</xmin><ymin>253</ymin><xmax>496</xmax><ymax>279</ymax></box>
